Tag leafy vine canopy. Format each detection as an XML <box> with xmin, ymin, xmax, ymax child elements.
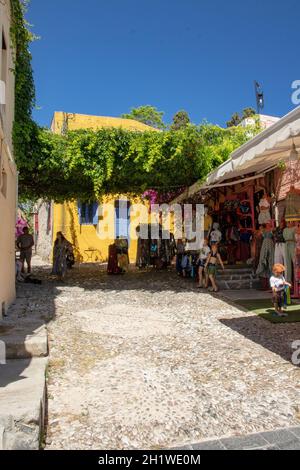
<box><xmin>10</xmin><ymin>1</ymin><xmax>261</xmax><ymax>203</ymax></box>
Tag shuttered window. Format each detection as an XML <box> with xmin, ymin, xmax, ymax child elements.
<box><xmin>78</xmin><ymin>202</ymin><xmax>99</xmax><ymax>225</ymax></box>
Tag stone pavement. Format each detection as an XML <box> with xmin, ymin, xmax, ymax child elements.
<box><xmin>42</xmin><ymin>264</ymin><xmax>300</xmax><ymax>450</ymax></box>
<box><xmin>0</xmin><ymin>259</ymin><xmax>51</xmax><ymax>449</ymax></box>
<box><xmin>220</xmin><ymin>289</ymin><xmax>272</xmax><ymax>302</ymax></box>
<box><xmin>2</xmin><ymin>259</ymin><xmax>300</xmax><ymax>450</ymax></box>
<box><xmin>171</xmin><ymin>426</ymin><xmax>300</xmax><ymax>450</ymax></box>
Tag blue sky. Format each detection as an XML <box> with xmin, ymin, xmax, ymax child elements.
<box><xmin>28</xmin><ymin>0</ymin><xmax>300</xmax><ymax>128</ymax></box>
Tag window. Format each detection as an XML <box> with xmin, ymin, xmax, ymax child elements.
<box><xmin>115</xmin><ymin>199</ymin><xmax>130</xmax><ymax>240</ymax></box>
<box><xmin>78</xmin><ymin>201</ymin><xmax>99</xmax><ymax>225</ymax></box>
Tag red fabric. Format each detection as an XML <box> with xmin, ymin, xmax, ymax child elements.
<box><xmin>107</xmin><ymin>244</ymin><xmax>120</xmax><ymax>274</ymax></box>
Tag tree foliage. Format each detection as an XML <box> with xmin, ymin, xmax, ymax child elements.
<box><xmin>226</xmin><ymin>107</ymin><xmax>256</xmax><ymax>128</ymax></box>
<box><xmin>170</xmin><ymin>110</ymin><xmax>191</xmax><ymax>131</ymax></box>
<box><xmin>121</xmin><ymin>105</ymin><xmax>166</xmax><ymax>129</ymax></box>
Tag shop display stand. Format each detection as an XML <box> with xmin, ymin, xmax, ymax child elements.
<box><xmin>293</xmin><ymin>265</ymin><xmax>300</xmax><ymax>298</ymax></box>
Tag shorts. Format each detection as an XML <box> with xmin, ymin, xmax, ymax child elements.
<box><xmin>207</xmin><ymin>264</ymin><xmax>217</xmax><ymax>276</ymax></box>
<box><xmin>197</xmin><ymin>259</ymin><xmax>206</xmax><ymax>268</ymax></box>
<box><xmin>20</xmin><ymin>250</ymin><xmax>32</xmax><ymax>264</ymax></box>
<box><xmin>272</xmin><ymin>290</ymin><xmax>284</xmax><ymax>310</ymax></box>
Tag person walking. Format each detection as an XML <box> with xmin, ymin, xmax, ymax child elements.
<box><xmin>17</xmin><ymin>226</ymin><xmax>34</xmax><ymax>274</ymax></box>
<box><xmin>205</xmin><ymin>242</ymin><xmax>225</xmax><ymax>292</ymax></box>
<box><xmin>52</xmin><ymin>232</ymin><xmax>71</xmax><ymax>280</ymax></box>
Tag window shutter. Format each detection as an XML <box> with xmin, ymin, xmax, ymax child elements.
<box><xmin>115</xmin><ymin>200</ymin><xmax>130</xmax><ymax>240</ymax></box>
<box><xmin>92</xmin><ymin>202</ymin><xmax>99</xmax><ymax>225</ymax></box>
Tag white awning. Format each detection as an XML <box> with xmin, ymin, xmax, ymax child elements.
<box><xmin>172</xmin><ymin>106</ymin><xmax>300</xmax><ymax>203</ymax></box>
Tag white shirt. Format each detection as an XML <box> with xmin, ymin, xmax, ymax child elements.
<box><xmin>270</xmin><ymin>275</ymin><xmax>285</xmax><ymax>291</ymax></box>
<box><xmin>259</xmin><ymin>197</ymin><xmax>270</xmax><ymax>210</ymax></box>
<box><xmin>199</xmin><ymin>245</ymin><xmax>211</xmax><ymax>260</ymax></box>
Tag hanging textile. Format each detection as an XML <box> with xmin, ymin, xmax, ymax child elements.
<box><xmin>283</xmin><ymin>226</ymin><xmax>296</xmax><ymax>283</ymax></box>
<box><xmin>256</xmin><ymin>232</ymin><xmax>274</xmax><ymax>279</ymax></box>
<box><xmin>107</xmin><ymin>244</ymin><xmax>120</xmax><ymax>274</ymax></box>
<box><xmin>285</xmin><ymin>188</ymin><xmax>300</xmax><ymax>222</ymax></box>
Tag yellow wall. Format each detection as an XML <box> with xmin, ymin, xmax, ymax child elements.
<box><xmin>50</xmin><ymin>111</ymin><xmax>157</xmax><ymax>264</ymax></box>
<box><xmin>51</xmin><ymin>111</ymin><xmax>159</xmax><ymax>134</ymax></box>
<box><xmin>53</xmin><ymin>197</ymin><xmax>150</xmax><ymax>263</ymax></box>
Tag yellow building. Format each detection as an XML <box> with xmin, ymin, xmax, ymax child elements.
<box><xmin>0</xmin><ymin>0</ymin><xmax>17</xmax><ymax>315</ymax></box>
<box><xmin>36</xmin><ymin>112</ymin><xmax>156</xmax><ymax>264</ymax></box>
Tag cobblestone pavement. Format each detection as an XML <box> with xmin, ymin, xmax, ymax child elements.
<box><xmin>27</xmin><ymin>263</ymin><xmax>300</xmax><ymax>450</ymax></box>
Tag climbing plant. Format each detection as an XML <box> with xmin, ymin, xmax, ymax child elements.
<box><xmin>17</xmin><ymin>123</ymin><xmax>260</xmax><ymax>202</ymax></box>
<box><xmin>10</xmin><ymin>0</ymin><xmax>38</xmax><ymax>167</ymax></box>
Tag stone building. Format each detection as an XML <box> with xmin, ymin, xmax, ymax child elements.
<box><xmin>35</xmin><ymin>112</ymin><xmax>156</xmax><ymax>263</ymax></box>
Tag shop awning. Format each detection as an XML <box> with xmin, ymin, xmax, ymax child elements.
<box><xmin>172</xmin><ymin>106</ymin><xmax>300</xmax><ymax>203</ymax></box>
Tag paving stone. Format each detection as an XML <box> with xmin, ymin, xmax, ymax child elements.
<box><xmin>289</xmin><ymin>426</ymin><xmax>300</xmax><ymax>439</ymax></box>
<box><xmin>277</xmin><ymin>439</ymin><xmax>300</xmax><ymax>450</ymax></box>
<box><xmin>1</xmin><ymin>325</ymin><xmax>48</xmax><ymax>359</ymax></box>
<box><xmin>169</xmin><ymin>445</ymin><xmax>193</xmax><ymax>450</ymax></box>
<box><xmin>0</xmin><ymin>358</ymin><xmax>48</xmax><ymax>450</ymax></box>
<box><xmin>258</xmin><ymin>444</ymin><xmax>280</xmax><ymax>450</ymax></box>
<box><xmin>192</xmin><ymin>439</ymin><xmax>226</xmax><ymax>450</ymax></box>
<box><xmin>220</xmin><ymin>434</ymin><xmax>269</xmax><ymax>450</ymax></box>
<box><xmin>260</xmin><ymin>429</ymin><xmax>299</xmax><ymax>446</ymax></box>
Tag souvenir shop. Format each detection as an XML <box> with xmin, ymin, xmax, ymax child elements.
<box><xmin>172</xmin><ymin>107</ymin><xmax>300</xmax><ymax>295</ymax></box>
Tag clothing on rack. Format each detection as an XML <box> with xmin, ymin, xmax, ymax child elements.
<box><xmin>107</xmin><ymin>244</ymin><xmax>120</xmax><ymax>274</ymax></box>
<box><xmin>256</xmin><ymin>232</ymin><xmax>274</xmax><ymax>279</ymax></box>
<box><xmin>274</xmin><ymin>228</ymin><xmax>286</xmax><ymax>266</ymax></box>
<box><xmin>258</xmin><ymin>197</ymin><xmax>271</xmax><ymax>224</ymax></box>
<box><xmin>136</xmin><ymin>224</ymin><xmax>175</xmax><ymax>269</ymax></box>
<box><xmin>285</xmin><ymin>190</ymin><xmax>300</xmax><ymax>222</ymax></box>
<box><xmin>283</xmin><ymin>226</ymin><xmax>296</xmax><ymax>283</ymax></box>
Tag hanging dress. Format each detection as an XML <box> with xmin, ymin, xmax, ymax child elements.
<box><xmin>283</xmin><ymin>226</ymin><xmax>296</xmax><ymax>283</ymax></box>
<box><xmin>107</xmin><ymin>244</ymin><xmax>120</xmax><ymax>274</ymax></box>
<box><xmin>256</xmin><ymin>231</ymin><xmax>274</xmax><ymax>279</ymax></box>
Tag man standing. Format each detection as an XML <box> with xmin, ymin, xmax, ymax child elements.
<box><xmin>17</xmin><ymin>227</ymin><xmax>34</xmax><ymax>274</ymax></box>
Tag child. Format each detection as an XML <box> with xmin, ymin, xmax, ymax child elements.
<box><xmin>270</xmin><ymin>264</ymin><xmax>291</xmax><ymax>317</ymax></box>
<box><xmin>197</xmin><ymin>239</ymin><xmax>210</xmax><ymax>288</ymax></box>
<box><xmin>205</xmin><ymin>242</ymin><xmax>225</xmax><ymax>292</ymax></box>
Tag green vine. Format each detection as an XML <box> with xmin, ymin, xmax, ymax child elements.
<box><xmin>10</xmin><ymin>0</ymin><xmax>38</xmax><ymax>166</ymax></box>
<box><xmin>17</xmin><ymin>123</ymin><xmax>261</xmax><ymax>202</ymax></box>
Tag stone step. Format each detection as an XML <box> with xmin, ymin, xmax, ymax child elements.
<box><xmin>217</xmin><ymin>279</ymin><xmax>261</xmax><ymax>290</ymax></box>
<box><xmin>0</xmin><ymin>324</ymin><xmax>48</xmax><ymax>359</ymax></box>
<box><xmin>0</xmin><ymin>358</ymin><xmax>48</xmax><ymax>450</ymax></box>
<box><xmin>218</xmin><ymin>268</ymin><xmax>253</xmax><ymax>275</ymax></box>
<box><xmin>217</xmin><ymin>273</ymin><xmax>255</xmax><ymax>281</ymax></box>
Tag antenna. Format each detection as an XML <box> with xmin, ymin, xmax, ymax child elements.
<box><xmin>254</xmin><ymin>81</ymin><xmax>264</xmax><ymax>114</ymax></box>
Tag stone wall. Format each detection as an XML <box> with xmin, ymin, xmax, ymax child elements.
<box><xmin>36</xmin><ymin>202</ymin><xmax>53</xmax><ymax>262</ymax></box>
